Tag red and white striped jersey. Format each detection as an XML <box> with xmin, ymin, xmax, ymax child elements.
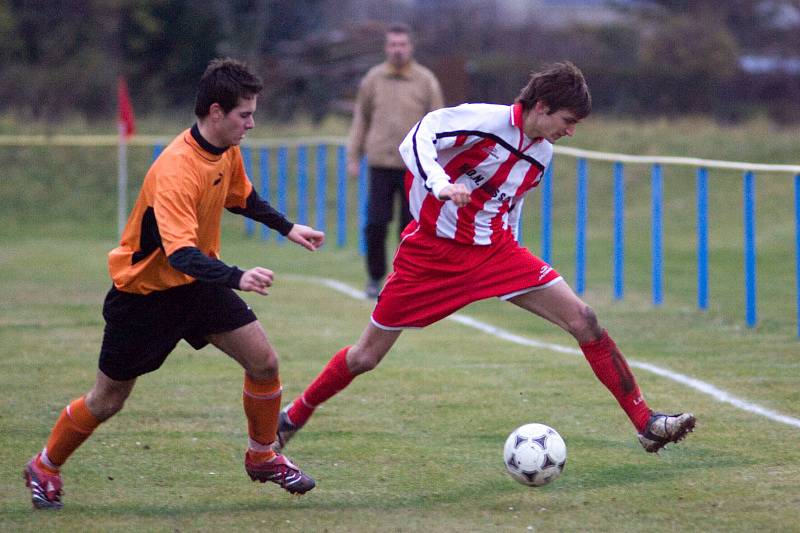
<box><xmin>399</xmin><ymin>102</ymin><xmax>552</xmax><ymax>245</ymax></box>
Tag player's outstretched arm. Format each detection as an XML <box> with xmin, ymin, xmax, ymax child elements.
<box><xmin>286</xmin><ymin>224</ymin><xmax>325</xmax><ymax>251</ymax></box>
<box><xmin>239</xmin><ymin>267</ymin><xmax>274</xmax><ymax>295</ymax></box>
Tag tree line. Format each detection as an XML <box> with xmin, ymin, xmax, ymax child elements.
<box><xmin>1</xmin><ymin>0</ymin><xmax>798</xmax><ymax>124</ymax></box>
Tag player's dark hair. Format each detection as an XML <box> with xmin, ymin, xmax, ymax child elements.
<box><xmin>516</xmin><ymin>61</ymin><xmax>591</xmax><ymax>119</ymax></box>
<box><xmin>194</xmin><ymin>58</ymin><xmax>264</xmax><ymax>118</ymax></box>
<box><xmin>386</xmin><ymin>22</ymin><xmax>413</xmax><ymax>38</ymax></box>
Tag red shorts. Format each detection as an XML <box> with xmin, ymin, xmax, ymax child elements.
<box><xmin>371</xmin><ymin>221</ymin><xmax>562</xmax><ymax>329</ymax></box>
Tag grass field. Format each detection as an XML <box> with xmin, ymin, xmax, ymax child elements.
<box><xmin>1</xmin><ymin>116</ymin><xmax>799</xmax><ymax>531</ymax></box>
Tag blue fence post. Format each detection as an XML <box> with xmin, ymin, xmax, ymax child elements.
<box><xmin>316</xmin><ymin>144</ymin><xmax>327</xmax><ymax>234</ymax></box>
<box><xmin>541</xmin><ymin>164</ymin><xmax>553</xmax><ymax>264</ymax></box>
<box><xmin>277</xmin><ymin>146</ymin><xmax>288</xmax><ymax>244</ymax></box>
<box><xmin>337</xmin><ymin>145</ymin><xmax>347</xmax><ymax>248</ymax></box>
<box><xmin>153</xmin><ymin>144</ymin><xmax>164</xmax><ymax>161</ymax></box>
<box><xmin>297</xmin><ymin>145</ymin><xmax>308</xmax><ymax>225</ymax></box>
<box><xmin>651</xmin><ymin>163</ymin><xmax>663</xmax><ymax>306</ymax></box>
<box><xmin>242</xmin><ymin>147</ymin><xmax>255</xmax><ymax>236</ymax></box>
<box><xmin>358</xmin><ymin>156</ymin><xmax>368</xmax><ymax>256</ymax></box>
<box><xmin>575</xmin><ymin>158</ymin><xmax>588</xmax><ymax>295</ymax></box>
<box><xmin>259</xmin><ymin>148</ymin><xmax>270</xmax><ymax>241</ymax></box>
<box><xmin>744</xmin><ymin>171</ymin><xmax>757</xmax><ymax>328</ymax></box>
<box><xmin>696</xmin><ymin>167</ymin><xmax>709</xmax><ymax>310</ymax></box>
<box><xmin>613</xmin><ymin>161</ymin><xmax>625</xmax><ymax>300</ymax></box>
<box><xmin>795</xmin><ymin>174</ymin><xmax>800</xmax><ymax>338</ymax></box>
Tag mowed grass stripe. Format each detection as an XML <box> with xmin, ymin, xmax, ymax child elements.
<box><xmin>3</xmin><ymin>240</ymin><xmax>800</xmax><ymax>531</ymax></box>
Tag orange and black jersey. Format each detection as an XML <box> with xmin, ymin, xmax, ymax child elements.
<box><xmin>108</xmin><ymin>124</ymin><xmax>293</xmax><ymax>295</ymax></box>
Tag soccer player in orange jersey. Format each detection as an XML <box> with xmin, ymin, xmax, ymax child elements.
<box><xmin>24</xmin><ymin>58</ymin><xmax>324</xmax><ymax>510</ymax></box>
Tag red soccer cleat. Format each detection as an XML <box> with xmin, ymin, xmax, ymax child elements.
<box><xmin>245</xmin><ymin>452</ymin><xmax>316</xmax><ymax>495</ymax></box>
<box><xmin>23</xmin><ymin>454</ymin><xmax>64</xmax><ymax>510</ymax></box>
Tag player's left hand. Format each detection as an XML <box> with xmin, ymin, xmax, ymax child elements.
<box><xmin>287</xmin><ymin>224</ymin><xmax>325</xmax><ymax>251</ymax></box>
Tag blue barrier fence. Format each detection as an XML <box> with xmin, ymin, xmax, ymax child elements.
<box><xmin>796</xmin><ymin>174</ymin><xmax>800</xmax><ymax>338</ymax></box>
<box><xmin>575</xmin><ymin>158</ymin><xmax>588</xmax><ymax>295</ymax></box>
<box><xmin>696</xmin><ymin>167</ymin><xmax>709</xmax><ymax>311</ymax></box>
<box><xmin>150</xmin><ymin>141</ymin><xmax>800</xmax><ymax>335</ymax></box>
<box><xmin>613</xmin><ymin>162</ymin><xmax>625</xmax><ymax>301</ymax></box>
<box><xmin>540</xmin><ymin>165</ymin><xmax>553</xmax><ymax>264</ymax></box>
<box><xmin>743</xmin><ymin>171</ymin><xmax>757</xmax><ymax>328</ymax></box>
<box><xmin>651</xmin><ymin>163</ymin><xmax>664</xmax><ymax>306</ymax></box>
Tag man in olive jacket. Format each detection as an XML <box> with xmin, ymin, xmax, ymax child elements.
<box><xmin>347</xmin><ymin>22</ymin><xmax>444</xmax><ymax>298</ymax></box>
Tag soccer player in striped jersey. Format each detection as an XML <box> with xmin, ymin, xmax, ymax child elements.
<box><xmin>23</xmin><ymin>58</ymin><xmax>323</xmax><ymax>510</ymax></box>
<box><xmin>276</xmin><ymin>62</ymin><xmax>695</xmax><ymax>459</ymax></box>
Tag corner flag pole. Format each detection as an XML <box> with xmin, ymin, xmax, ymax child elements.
<box><xmin>117</xmin><ymin>76</ymin><xmax>136</xmax><ymax>239</ymax></box>
<box><xmin>117</xmin><ymin>123</ymin><xmax>128</xmax><ymax>239</ymax></box>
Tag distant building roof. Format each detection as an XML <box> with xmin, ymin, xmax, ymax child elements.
<box><xmin>497</xmin><ymin>0</ymin><xmax>629</xmax><ymax>27</ymax></box>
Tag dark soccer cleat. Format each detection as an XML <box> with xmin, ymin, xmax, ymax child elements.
<box><xmin>23</xmin><ymin>454</ymin><xmax>63</xmax><ymax>510</ymax></box>
<box><xmin>638</xmin><ymin>412</ymin><xmax>696</xmax><ymax>453</ymax></box>
<box><xmin>245</xmin><ymin>452</ymin><xmax>315</xmax><ymax>495</ymax></box>
<box><xmin>364</xmin><ymin>278</ymin><xmax>381</xmax><ymax>299</ymax></box>
<box><xmin>271</xmin><ymin>407</ymin><xmax>301</xmax><ymax>453</ymax></box>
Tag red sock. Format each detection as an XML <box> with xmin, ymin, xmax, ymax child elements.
<box><xmin>43</xmin><ymin>395</ymin><xmax>101</xmax><ymax>468</ymax></box>
<box><xmin>243</xmin><ymin>374</ymin><xmax>281</xmax><ymax>462</ymax></box>
<box><xmin>580</xmin><ymin>332</ymin><xmax>651</xmax><ymax>432</ymax></box>
<box><xmin>286</xmin><ymin>346</ymin><xmax>355</xmax><ymax>427</ymax></box>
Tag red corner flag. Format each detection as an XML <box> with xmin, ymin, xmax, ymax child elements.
<box><xmin>117</xmin><ymin>76</ymin><xmax>136</xmax><ymax>139</ymax></box>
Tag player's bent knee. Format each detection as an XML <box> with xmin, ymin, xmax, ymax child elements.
<box><xmin>86</xmin><ymin>391</ymin><xmax>128</xmax><ymax>422</ymax></box>
<box><xmin>86</xmin><ymin>374</ymin><xmax>136</xmax><ymax>421</ymax></box>
<box><xmin>346</xmin><ymin>349</ymin><xmax>381</xmax><ymax>375</ymax></box>
<box><xmin>243</xmin><ymin>358</ymin><xmax>278</xmax><ymax>380</ymax></box>
<box><xmin>581</xmin><ymin>305</ymin><xmax>600</xmax><ymax>332</ymax></box>
<box><xmin>238</xmin><ymin>344</ymin><xmax>279</xmax><ymax>378</ymax></box>
<box><xmin>565</xmin><ymin>304</ymin><xmax>601</xmax><ymax>339</ymax></box>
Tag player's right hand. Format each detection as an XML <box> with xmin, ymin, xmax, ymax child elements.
<box><xmin>438</xmin><ymin>183</ymin><xmax>471</xmax><ymax>207</ymax></box>
<box><xmin>239</xmin><ymin>267</ymin><xmax>274</xmax><ymax>295</ymax></box>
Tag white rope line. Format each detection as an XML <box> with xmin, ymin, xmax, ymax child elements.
<box><xmin>292</xmin><ymin>275</ymin><xmax>800</xmax><ymax>430</ymax></box>
<box><xmin>1</xmin><ymin>134</ymin><xmax>798</xmax><ymax>173</ymax></box>
<box><xmin>553</xmin><ymin>145</ymin><xmax>800</xmax><ymax>174</ymax></box>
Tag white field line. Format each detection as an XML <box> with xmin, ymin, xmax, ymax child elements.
<box><xmin>300</xmin><ymin>275</ymin><xmax>800</xmax><ymax>430</ymax></box>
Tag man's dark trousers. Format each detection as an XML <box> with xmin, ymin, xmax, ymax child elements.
<box><xmin>365</xmin><ymin>166</ymin><xmax>412</xmax><ymax>282</ymax></box>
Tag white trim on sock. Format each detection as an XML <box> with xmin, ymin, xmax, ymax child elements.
<box><xmin>243</xmin><ymin>386</ymin><xmax>283</xmax><ymax>400</ymax></box>
<box><xmin>299</xmin><ymin>395</ymin><xmax>316</xmax><ymax>409</ymax></box>
<box><xmin>248</xmin><ymin>438</ymin><xmax>277</xmax><ymax>453</ymax></box>
<box><xmin>40</xmin><ymin>448</ymin><xmax>58</xmax><ymax>470</ymax></box>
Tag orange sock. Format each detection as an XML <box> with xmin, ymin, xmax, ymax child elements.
<box><xmin>243</xmin><ymin>374</ymin><xmax>281</xmax><ymax>463</ymax></box>
<box><xmin>43</xmin><ymin>396</ymin><xmax>101</xmax><ymax>468</ymax></box>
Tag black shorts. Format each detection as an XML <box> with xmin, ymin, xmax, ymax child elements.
<box><xmin>98</xmin><ymin>282</ymin><xmax>257</xmax><ymax>381</ymax></box>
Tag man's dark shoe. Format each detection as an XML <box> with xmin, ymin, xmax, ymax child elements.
<box><xmin>365</xmin><ymin>278</ymin><xmax>381</xmax><ymax>299</ymax></box>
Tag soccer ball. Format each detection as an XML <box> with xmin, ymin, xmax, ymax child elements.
<box><xmin>503</xmin><ymin>423</ymin><xmax>567</xmax><ymax>487</ymax></box>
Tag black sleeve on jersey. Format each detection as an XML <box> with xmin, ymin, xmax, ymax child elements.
<box><xmin>168</xmin><ymin>246</ymin><xmax>245</xmax><ymax>289</ymax></box>
<box><xmin>227</xmin><ymin>189</ymin><xmax>294</xmax><ymax>236</ymax></box>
